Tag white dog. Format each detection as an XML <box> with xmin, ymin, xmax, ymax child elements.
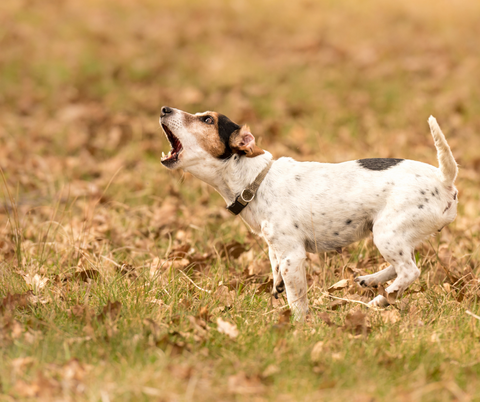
<box><xmin>159</xmin><ymin>106</ymin><xmax>458</xmax><ymax>321</ymax></box>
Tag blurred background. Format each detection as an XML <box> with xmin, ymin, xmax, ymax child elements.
<box><xmin>1</xmin><ymin>0</ymin><xmax>479</xmax><ymax>261</ymax></box>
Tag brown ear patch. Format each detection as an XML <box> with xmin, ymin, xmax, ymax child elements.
<box><xmin>229</xmin><ymin>125</ymin><xmax>265</xmax><ymax>158</ymax></box>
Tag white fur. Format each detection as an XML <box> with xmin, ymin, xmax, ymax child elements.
<box><xmin>161</xmin><ymin>109</ymin><xmax>458</xmax><ymax>321</ymax></box>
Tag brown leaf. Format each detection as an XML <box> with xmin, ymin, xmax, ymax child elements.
<box><xmin>278</xmin><ymin>309</ymin><xmax>292</xmax><ymax>325</ymax></box>
<box><xmin>0</xmin><ymin>291</ymin><xmax>33</xmax><ymax>313</ymax></box>
<box><xmin>342</xmin><ymin>310</ymin><xmax>371</xmax><ymax>335</ymax></box>
<box><xmin>381</xmin><ymin>310</ymin><xmax>401</xmax><ymax>324</ymax></box>
<box><xmin>328</xmin><ymin>279</ymin><xmax>349</xmax><ymax>293</ymax></box>
<box><xmin>156</xmin><ymin>333</ymin><xmax>187</xmax><ymax>356</ymax></box>
<box><xmin>187</xmin><ymin>315</ymin><xmax>208</xmax><ymax>338</ymax></box>
<box><xmin>317</xmin><ymin>312</ymin><xmax>334</xmax><ymax>326</ymax></box>
<box><xmin>255</xmin><ymin>278</ymin><xmax>274</xmax><ymax>295</ymax></box>
<box><xmin>328</xmin><ymin>299</ymin><xmax>347</xmax><ymax>310</ymax></box>
<box><xmin>198</xmin><ymin>306</ymin><xmax>210</xmax><ymax>322</ymax></box>
<box><xmin>74</xmin><ymin>269</ymin><xmax>100</xmax><ymax>282</ymax></box>
<box><xmin>228</xmin><ymin>371</ymin><xmax>265</xmax><ymax>395</ymax></box>
<box><xmin>247</xmin><ymin>260</ymin><xmax>271</xmax><ymax>277</ymax></box>
<box><xmin>169</xmin><ymin>364</ymin><xmax>193</xmax><ymax>380</ymax></box>
<box><xmin>116</xmin><ymin>262</ymin><xmax>138</xmax><ymax>278</ymax></box>
<box><xmin>97</xmin><ymin>300</ymin><xmax>122</xmax><ymax>322</ymax></box>
<box><xmin>11</xmin><ymin>372</ymin><xmax>60</xmax><ymax>398</ymax></box>
<box><xmin>215</xmin><ymin>285</ymin><xmax>235</xmax><ymax>307</ymax></box>
<box><xmin>220</xmin><ymin>240</ymin><xmax>248</xmax><ymax>260</ymax></box>
<box><xmin>311</xmin><ymin>341</ymin><xmax>325</xmax><ymax>363</ymax></box>
<box><xmin>168</xmin><ymin>244</ymin><xmax>191</xmax><ymax>259</ymax></box>
<box><xmin>69</xmin><ymin>305</ymin><xmax>87</xmax><ymax>318</ymax></box>
<box><xmin>216</xmin><ymin>317</ymin><xmax>239</xmax><ymax>339</ymax></box>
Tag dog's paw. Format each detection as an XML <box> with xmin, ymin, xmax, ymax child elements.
<box><xmin>355</xmin><ymin>275</ymin><xmax>378</xmax><ymax>288</ymax></box>
<box><xmin>368</xmin><ymin>295</ymin><xmax>390</xmax><ymax>308</ymax></box>
<box><xmin>272</xmin><ymin>280</ymin><xmax>285</xmax><ymax>299</ymax></box>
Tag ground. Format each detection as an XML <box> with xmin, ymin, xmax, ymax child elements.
<box><xmin>1</xmin><ymin>0</ymin><xmax>480</xmax><ymax>401</ymax></box>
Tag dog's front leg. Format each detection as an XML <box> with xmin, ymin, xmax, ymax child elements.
<box><xmin>278</xmin><ymin>248</ymin><xmax>308</xmax><ymax>322</ymax></box>
<box><xmin>268</xmin><ymin>247</ymin><xmax>285</xmax><ymax>299</ymax></box>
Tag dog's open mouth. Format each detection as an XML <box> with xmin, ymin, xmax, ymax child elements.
<box><xmin>161</xmin><ymin>124</ymin><xmax>183</xmax><ymax>166</ymax></box>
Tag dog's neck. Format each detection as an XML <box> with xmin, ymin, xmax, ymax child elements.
<box><xmin>184</xmin><ymin>152</ymin><xmax>273</xmax><ymax>205</ymax></box>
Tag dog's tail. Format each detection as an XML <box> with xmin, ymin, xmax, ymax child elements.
<box><xmin>428</xmin><ymin>116</ymin><xmax>458</xmax><ymax>185</ymax></box>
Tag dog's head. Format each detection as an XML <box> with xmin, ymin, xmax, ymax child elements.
<box><xmin>159</xmin><ymin>106</ymin><xmax>264</xmax><ymax>170</ymax></box>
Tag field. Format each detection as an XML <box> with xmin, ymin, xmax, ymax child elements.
<box><xmin>1</xmin><ymin>0</ymin><xmax>480</xmax><ymax>400</ymax></box>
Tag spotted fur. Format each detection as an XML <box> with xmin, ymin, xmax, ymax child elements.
<box><xmin>160</xmin><ymin>108</ymin><xmax>458</xmax><ymax>321</ymax></box>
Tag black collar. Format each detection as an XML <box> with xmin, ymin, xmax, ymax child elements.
<box><xmin>226</xmin><ymin>160</ymin><xmax>273</xmax><ymax>215</ymax></box>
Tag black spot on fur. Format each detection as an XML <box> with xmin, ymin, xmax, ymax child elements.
<box><xmin>418</xmin><ymin>205</ymin><xmax>424</xmax><ymax>209</ymax></box>
<box><xmin>420</xmin><ymin>190</ymin><xmax>425</xmax><ymax>195</ymax></box>
<box><xmin>217</xmin><ymin>114</ymin><xmax>241</xmax><ymax>159</ymax></box>
<box><xmin>399</xmin><ymin>251</ymin><xmax>403</xmax><ymax>256</ymax></box>
<box><xmin>346</xmin><ymin>219</ymin><xmax>352</xmax><ymax>225</ymax></box>
<box><xmin>435</xmin><ymin>187</ymin><xmax>439</xmax><ymax>195</ymax></box>
<box><xmin>453</xmin><ymin>191</ymin><xmax>457</xmax><ymax>200</ymax></box>
<box><xmin>294</xmin><ymin>223</ymin><xmax>299</xmax><ymax>229</ymax></box>
<box><xmin>431</xmin><ymin>192</ymin><xmax>435</xmax><ymax>197</ymax></box>
<box><xmin>357</xmin><ymin>158</ymin><xmax>404</xmax><ymax>171</ymax></box>
<box><xmin>295</xmin><ymin>175</ymin><xmax>301</xmax><ymax>181</ymax></box>
<box><xmin>334</xmin><ymin>232</ymin><xmax>339</xmax><ymax>236</ymax></box>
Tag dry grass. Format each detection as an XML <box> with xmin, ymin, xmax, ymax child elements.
<box><xmin>1</xmin><ymin>0</ymin><xmax>480</xmax><ymax>400</ymax></box>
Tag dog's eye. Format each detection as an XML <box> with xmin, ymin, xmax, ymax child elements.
<box><xmin>202</xmin><ymin>116</ymin><xmax>214</xmax><ymax>125</ymax></box>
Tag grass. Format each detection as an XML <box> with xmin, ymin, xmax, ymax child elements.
<box><xmin>1</xmin><ymin>0</ymin><xmax>480</xmax><ymax>400</ymax></box>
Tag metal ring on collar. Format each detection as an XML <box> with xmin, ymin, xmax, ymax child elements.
<box><xmin>241</xmin><ymin>189</ymin><xmax>255</xmax><ymax>203</ymax></box>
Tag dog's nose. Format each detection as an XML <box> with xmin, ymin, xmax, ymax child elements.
<box><xmin>161</xmin><ymin>106</ymin><xmax>173</xmax><ymax>117</ymax></box>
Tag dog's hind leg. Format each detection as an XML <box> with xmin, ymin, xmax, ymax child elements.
<box><xmin>355</xmin><ymin>265</ymin><xmax>397</xmax><ymax>288</ymax></box>
<box><xmin>369</xmin><ymin>225</ymin><xmax>420</xmax><ymax>307</ymax></box>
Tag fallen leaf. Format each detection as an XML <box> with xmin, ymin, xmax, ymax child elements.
<box><xmin>220</xmin><ymin>240</ymin><xmax>248</xmax><ymax>260</ymax></box>
<box><xmin>116</xmin><ymin>262</ymin><xmax>138</xmax><ymax>278</ymax></box>
<box><xmin>216</xmin><ymin>317</ymin><xmax>239</xmax><ymax>339</ymax></box>
<box><xmin>228</xmin><ymin>371</ymin><xmax>265</xmax><ymax>395</ymax></box>
<box><xmin>0</xmin><ymin>291</ymin><xmax>33</xmax><ymax>313</ymax></box>
<box><xmin>215</xmin><ymin>285</ymin><xmax>235</xmax><ymax>307</ymax></box>
<box><xmin>96</xmin><ymin>300</ymin><xmax>122</xmax><ymax>322</ymax></box>
<box><xmin>73</xmin><ymin>269</ymin><xmax>100</xmax><ymax>282</ymax></box>
<box><xmin>328</xmin><ymin>279</ymin><xmax>349</xmax><ymax>293</ymax></box>
<box><xmin>381</xmin><ymin>309</ymin><xmax>401</xmax><ymax>324</ymax></box>
<box><xmin>342</xmin><ymin>310</ymin><xmax>371</xmax><ymax>335</ymax></box>
<box><xmin>311</xmin><ymin>341</ymin><xmax>324</xmax><ymax>363</ymax></box>
<box><xmin>247</xmin><ymin>260</ymin><xmax>271</xmax><ymax>277</ymax></box>
<box><xmin>21</xmin><ymin>273</ymin><xmax>49</xmax><ymax>291</ymax></box>
<box><xmin>317</xmin><ymin>312</ymin><xmax>334</xmax><ymax>326</ymax></box>
<box><xmin>328</xmin><ymin>299</ymin><xmax>347</xmax><ymax>310</ymax></box>
<box><xmin>262</xmin><ymin>364</ymin><xmax>280</xmax><ymax>378</ymax></box>
<box><xmin>255</xmin><ymin>278</ymin><xmax>274</xmax><ymax>295</ymax></box>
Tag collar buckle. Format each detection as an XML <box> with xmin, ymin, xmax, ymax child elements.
<box><xmin>225</xmin><ymin>160</ymin><xmax>273</xmax><ymax>216</ymax></box>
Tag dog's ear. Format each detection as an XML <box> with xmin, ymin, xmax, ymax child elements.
<box><xmin>229</xmin><ymin>125</ymin><xmax>265</xmax><ymax>158</ymax></box>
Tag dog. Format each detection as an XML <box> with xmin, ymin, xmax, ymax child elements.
<box><xmin>159</xmin><ymin>106</ymin><xmax>458</xmax><ymax>321</ymax></box>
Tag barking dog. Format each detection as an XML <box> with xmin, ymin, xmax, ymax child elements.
<box><xmin>159</xmin><ymin>106</ymin><xmax>458</xmax><ymax>321</ymax></box>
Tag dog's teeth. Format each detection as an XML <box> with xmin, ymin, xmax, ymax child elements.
<box><xmin>162</xmin><ymin>151</ymin><xmax>165</xmax><ymax>159</ymax></box>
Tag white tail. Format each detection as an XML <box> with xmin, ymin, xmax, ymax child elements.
<box><xmin>428</xmin><ymin>116</ymin><xmax>457</xmax><ymax>185</ymax></box>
